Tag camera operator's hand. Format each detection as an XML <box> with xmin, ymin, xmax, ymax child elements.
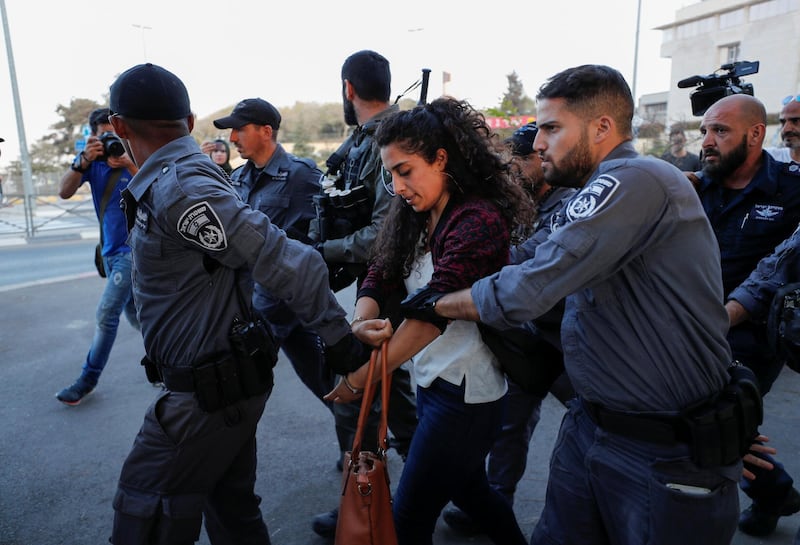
<box><xmin>82</xmin><ymin>136</ymin><xmax>104</xmax><ymax>163</ymax></box>
<box><xmin>200</xmin><ymin>141</ymin><xmax>216</xmax><ymax>155</ymax></box>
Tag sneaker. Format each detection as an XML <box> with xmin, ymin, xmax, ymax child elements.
<box><xmin>442</xmin><ymin>505</ymin><xmax>483</xmax><ymax>536</ymax></box>
<box><xmin>55</xmin><ymin>377</ymin><xmax>95</xmax><ymax>406</ymax></box>
<box><xmin>311</xmin><ymin>508</ymin><xmax>338</xmax><ymax>538</ymax></box>
<box><xmin>739</xmin><ymin>487</ymin><xmax>800</xmax><ymax>536</ymax></box>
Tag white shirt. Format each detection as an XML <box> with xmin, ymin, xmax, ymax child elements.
<box><xmin>403</xmin><ymin>252</ymin><xmax>507</xmax><ymax>404</ymax></box>
<box><xmin>766</xmin><ymin>147</ymin><xmax>795</xmax><ymax>163</ymax></box>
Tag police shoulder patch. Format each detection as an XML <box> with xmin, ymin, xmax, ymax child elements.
<box><xmin>177</xmin><ymin>201</ymin><xmax>227</xmax><ymax>251</ymax></box>
<box><xmin>565</xmin><ymin>175</ymin><xmax>620</xmax><ymax>222</ymax></box>
<box><xmin>784</xmin><ymin>162</ymin><xmax>800</xmax><ymax>176</ymax></box>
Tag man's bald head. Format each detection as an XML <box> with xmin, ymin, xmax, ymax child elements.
<box><xmin>705</xmin><ymin>94</ymin><xmax>767</xmax><ymax>127</ymax></box>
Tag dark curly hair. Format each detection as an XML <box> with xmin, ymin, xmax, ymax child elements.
<box><xmin>371</xmin><ymin>97</ymin><xmax>534</xmax><ymax>283</ymax></box>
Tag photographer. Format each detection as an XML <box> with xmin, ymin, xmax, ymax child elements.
<box><xmin>55</xmin><ymin>107</ymin><xmax>141</xmax><ymax>406</ymax></box>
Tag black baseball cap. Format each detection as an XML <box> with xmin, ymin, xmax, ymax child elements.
<box><xmin>109</xmin><ymin>63</ymin><xmax>191</xmax><ymax>120</ymax></box>
<box><xmin>505</xmin><ymin>122</ymin><xmax>539</xmax><ymax>156</ymax></box>
<box><xmin>213</xmin><ymin>98</ymin><xmax>281</xmax><ymax>130</ymax></box>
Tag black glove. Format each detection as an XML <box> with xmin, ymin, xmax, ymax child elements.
<box><xmin>324</xmin><ymin>331</ymin><xmax>372</xmax><ymax>375</ymax></box>
<box><xmin>399</xmin><ymin>285</ymin><xmax>449</xmax><ymax>333</ymax></box>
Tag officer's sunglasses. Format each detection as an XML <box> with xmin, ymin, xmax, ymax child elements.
<box><xmin>783</xmin><ymin>95</ymin><xmax>800</xmax><ymax>105</ymax></box>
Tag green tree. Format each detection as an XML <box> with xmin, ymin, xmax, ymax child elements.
<box><xmin>498</xmin><ymin>71</ymin><xmax>536</xmax><ymax>116</ymax></box>
<box><xmin>486</xmin><ymin>71</ymin><xmax>536</xmax><ymax>119</ymax></box>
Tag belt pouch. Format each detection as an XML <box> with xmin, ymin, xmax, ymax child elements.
<box><xmin>237</xmin><ymin>353</ymin><xmax>273</xmax><ymax>397</ymax></box>
<box><xmin>140</xmin><ymin>356</ymin><xmax>161</xmax><ymax>384</ymax></box>
<box><xmin>685</xmin><ymin>406</ymin><xmax>722</xmax><ymax>467</ymax></box>
<box><xmin>714</xmin><ymin>399</ymin><xmax>740</xmax><ymax>466</ymax></box>
<box><xmin>216</xmin><ymin>358</ymin><xmax>244</xmax><ymax>406</ymax></box>
<box><xmin>192</xmin><ymin>362</ymin><xmax>223</xmax><ymax>412</ymax></box>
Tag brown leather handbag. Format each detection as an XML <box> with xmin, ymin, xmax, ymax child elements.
<box><xmin>334</xmin><ymin>340</ymin><xmax>398</xmax><ymax>545</ymax></box>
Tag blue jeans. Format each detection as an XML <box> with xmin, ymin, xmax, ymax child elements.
<box><xmin>531</xmin><ymin>400</ymin><xmax>740</xmax><ymax>545</ymax></box>
<box><xmin>393</xmin><ymin>378</ymin><xmax>526</xmax><ymax>545</ymax></box>
<box><xmin>81</xmin><ymin>252</ymin><xmax>139</xmax><ymax>386</ymax></box>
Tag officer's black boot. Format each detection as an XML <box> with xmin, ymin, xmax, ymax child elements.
<box><xmin>311</xmin><ymin>508</ymin><xmax>338</xmax><ymax>538</ymax></box>
<box><xmin>739</xmin><ymin>487</ymin><xmax>800</xmax><ymax>536</ymax></box>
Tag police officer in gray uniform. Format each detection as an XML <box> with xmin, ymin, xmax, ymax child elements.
<box><xmin>433</xmin><ymin>65</ymin><xmax>756</xmax><ymax>545</ymax></box>
<box><xmin>213</xmin><ymin>98</ymin><xmax>336</xmax><ymax>406</ymax></box>
<box><xmin>106</xmin><ymin>63</ymin><xmax>369</xmax><ymax>545</ymax></box>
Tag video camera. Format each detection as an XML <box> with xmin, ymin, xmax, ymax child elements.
<box><xmin>677</xmin><ymin>60</ymin><xmax>760</xmax><ymax>116</ymax></box>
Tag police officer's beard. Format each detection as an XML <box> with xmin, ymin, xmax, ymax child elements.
<box><xmin>702</xmin><ymin>135</ymin><xmax>748</xmax><ymax>182</ymax></box>
<box><xmin>543</xmin><ymin>131</ymin><xmax>594</xmax><ymax>188</ymax></box>
<box><xmin>343</xmin><ymin>98</ymin><xmax>358</xmax><ymax>127</ymax></box>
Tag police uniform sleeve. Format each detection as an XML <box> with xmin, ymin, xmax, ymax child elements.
<box><xmin>284</xmin><ymin>158</ymin><xmax>321</xmax><ymax>242</ymax></box>
<box><xmin>728</xmin><ymin>226</ymin><xmax>800</xmax><ymax>322</ymax></box>
<box><xmin>473</xmin><ymin>167</ymin><xmax>671</xmax><ymax>330</ymax></box>
<box><xmin>167</xmin><ymin>174</ymin><xmax>350</xmax><ymax>345</ymax></box>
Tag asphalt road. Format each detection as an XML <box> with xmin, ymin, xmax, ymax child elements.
<box><xmin>1</xmin><ymin>239</ymin><xmax>799</xmax><ymax>544</ymax></box>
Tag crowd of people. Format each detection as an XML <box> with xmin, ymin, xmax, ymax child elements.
<box><xmin>54</xmin><ymin>49</ymin><xmax>800</xmax><ymax>545</ymax></box>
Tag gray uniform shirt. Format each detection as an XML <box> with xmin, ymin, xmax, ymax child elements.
<box><xmin>473</xmin><ymin>142</ymin><xmax>731</xmax><ymax>413</ymax></box>
<box><xmin>122</xmin><ymin>136</ymin><xmax>349</xmax><ymax>368</ymax></box>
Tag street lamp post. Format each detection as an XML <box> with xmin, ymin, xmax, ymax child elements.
<box><xmin>132</xmin><ymin>24</ymin><xmax>152</xmax><ymax>61</ymax></box>
<box><xmin>632</xmin><ymin>0</ymin><xmax>642</xmax><ymax>104</ymax></box>
<box><xmin>1</xmin><ymin>0</ymin><xmax>36</xmax><ymax>237</ymax></box>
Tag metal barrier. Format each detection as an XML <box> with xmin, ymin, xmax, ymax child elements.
<box><xmin>0</xmin><ymin>191</ymin><xmax>98</xmax><ymax>240</ymax></box>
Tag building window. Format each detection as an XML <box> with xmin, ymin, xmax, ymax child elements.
<box><xmin>719</xmin><ymin>8</ymin><xmax>745</xmax><ymax>28</ymax></box>
<box><xmin>720</xmin><ymin>43</ymin><xmax>741</xmax><ymax>65</ymax></box>
<box><xmin>676</xmin><ymin>16</ymin><xmax>715</xmax><ymax>39</ymax></box>
<box><xmin>751</xmin><ymin>0</ymin><xmax>800</xmax><ymax>21</ymax></box>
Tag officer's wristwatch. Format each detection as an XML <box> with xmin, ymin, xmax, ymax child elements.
<box><xmin>71</xmin><ymin>153</ymin><xmax>87</xmax><ymax>173</ymax></box>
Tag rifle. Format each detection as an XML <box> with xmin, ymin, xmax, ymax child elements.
<box><xmin>394</xmin><ymin>68</ymin><xmax>433</xmax><ymax>105</ymax></box>
<box><xmin>418</xmin><ymin>68</ymin><xmax>431</xmax><ymax>105</ymax></box>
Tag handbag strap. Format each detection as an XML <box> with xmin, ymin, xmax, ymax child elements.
<box><xmin>351</xmin><ymin>340</ymin><xmax>391</xmax><ymax>457</ymax></box>
<box><xmin>96</xmin><ymin>168</ymin><xmax>124</xmax><ymax>247</ymax></box>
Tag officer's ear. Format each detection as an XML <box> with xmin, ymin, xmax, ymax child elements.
<box><xmin>747</xmin><ymin>123</ymin><xmax>765</xmax><ymax>147</ymax></box>
<box><xmin>343</xmin><ymin>80</ymin><xmax>356</xmax><ymax>102</ymax></box>
<box><xmin>592</xmin><ymin>115</ymin><xmax>614</xmax><ymax>144</ymax></box>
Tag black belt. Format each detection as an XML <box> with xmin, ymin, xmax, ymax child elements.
<box><xmin>581</xmin><ymin>398</ymin><xmax>691</xmax><ymax>446</ymax></box>
<box><xmin>158</xmin><ymin>366</ymin><xmax>195</xmax><ymax>392</ymax></box>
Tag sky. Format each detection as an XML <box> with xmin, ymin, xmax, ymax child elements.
<box><xmin>0</xmin><ymin>0</ymin><xmax>697</xmax><ymax>169</ymax></box>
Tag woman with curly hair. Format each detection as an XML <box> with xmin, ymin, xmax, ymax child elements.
<box><xmin>325</xmin><ymin>96</ymin><xmax>532</xmax><ymax>545</ymax></box>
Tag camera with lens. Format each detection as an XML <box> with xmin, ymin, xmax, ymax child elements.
<box><xmin>98</xmin><ymin>131</ymin><xmax>125</xmax><ymax>159</ymax></box>
<box><xmin>677</xmin><ymin>60</ymin><xmax>759</xmax><ymax>116</ymax></box>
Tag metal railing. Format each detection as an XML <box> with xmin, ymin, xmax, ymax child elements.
<box><xmin>0</xmin><ymin>191</ymin><xmax>98</xmax><ymax>240</ymax></box>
